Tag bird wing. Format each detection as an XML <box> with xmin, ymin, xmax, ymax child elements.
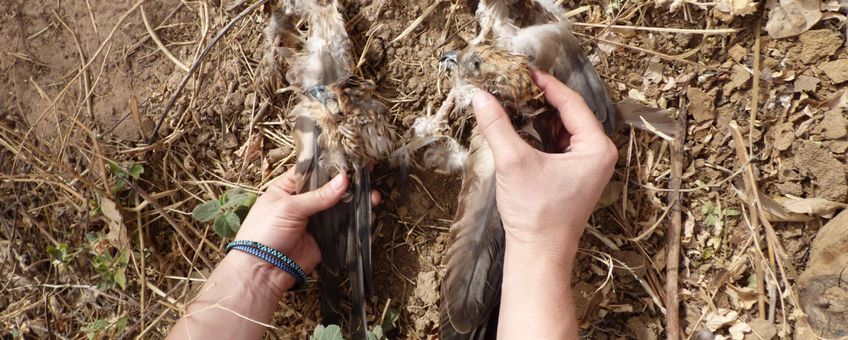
<box><xmin>508</xmin><ymin>23</ymin><xmax>616</xmax><ymax>132</ymax></box>
<box><xmin>440</xmin><ymin>130</ymin><xmax>505</xmax><ymax>339</ymax></box>
<box><xmin>291</xmin><ymin>99</ymin><xmax>349</xmax><ymax>326</ymax></box>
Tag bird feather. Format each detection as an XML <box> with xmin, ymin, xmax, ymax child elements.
<box><xmin>440</xmin><ymin>131</ymin><xmax>504</xmax><ymax>339</ymax></box>
<box><xmin>441</xmin><ymin>1</ymin><xmax>616</xmax><ymax>339</ymax></box>
<box><xmin>285</xmin><ymin>1</ymin><xmax>384</xmax><ymax>337</ymax></box>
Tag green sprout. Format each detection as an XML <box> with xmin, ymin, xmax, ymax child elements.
<box><xmin>191</xmin><ymin>188</ymin><xmax>257</xmax><ymax>238</ymax></box>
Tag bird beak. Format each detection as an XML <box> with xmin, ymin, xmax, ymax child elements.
<box><xmin>307</xmin><ymin>85</ymin><xmax>333</xmax><ymax>105</ymax></box>
<box><xmin>439</xmin><ymin>51</ymin><xmax>459</xmax><ymax>72</ymax></box>
<box><xmin>307</xmin><ymin>85</ymin><xmax>341</xmax><ymax>116</ymax></box>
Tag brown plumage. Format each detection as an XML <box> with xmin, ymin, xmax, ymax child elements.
<box><xmin>438</xmin><ymin>1</ymin><xmax>616</xmax><ymax>339</ymax></box>
<box><xmin>280</xmin><ymin>1</ymin><xmax>395</xmax><ymax>338</ymax></box>
<box><xmin>254</xmin><ymin>9</ymin><xmax>301</xmax><ymax>103</ymax></box>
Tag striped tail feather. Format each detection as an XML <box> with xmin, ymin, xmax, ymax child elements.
<box><xmin>348</xmin><ymin>166</ymin><xmax>373</xmax><ymax>339</ymax></box>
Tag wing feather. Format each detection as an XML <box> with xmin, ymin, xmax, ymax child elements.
<box><xmin>440</xmin><ymin>131</ymin><xmax>505</xmax><ymax>339</ymax></box>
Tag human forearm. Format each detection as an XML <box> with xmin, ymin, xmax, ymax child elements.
<box><xmin>166</xmin><ymin>251</ymin><xmax>295</xmax><ymax>340</ymax></box>
<box><xmin>498</xmin><ymin>236</ymin><xmax>580</xmax><ymax>339</ymax></box>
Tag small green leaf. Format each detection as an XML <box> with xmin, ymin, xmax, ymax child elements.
<box><xmin>724</xmin><ymin>208</ymin><xmax>741</xmax><ymax>217</ymax></box>
<box><xmin>223</xmin><ymin>192</ymin><xmax>257</xmax><ymax>209</ymax></box>
<box><xmin>128</xmin><ymin>163</ymin><xmax>144</xmax><ymax>179</ymax></box>
<box><xmin>381</xmin><ymin>308</ymin><xmax>400</xmax><ymax>333</ymax></box>
<box><xmin>116</xmin><ymin>248</ymin><xmax>130</xmax><ymax>266</ymax></box>
<box><xmin>700</xmin><ymin>201</ymin><xmax>714</xmax><ymax>215</ymax></box>
<box><xmin>213</xmin><ymin>215</ymin><xmax>237</xmax><ymax>238</ymax></box>
<box><xmin>47</xmin><ymin>243</ymin><xmax>70</xmax><ymax>265</ymax></box>
<box><xmin>223</xmin><ymin>212</ymin><xmax>241</xmax><ymax>233</ymax></box>
<box><xmin>83</xmin><ymin>319</ymin><xmax>110</xmax><ymax>338</ymax></box>
<box><xmin>705</xmin><ymin>214</ymin><xmax>720</xmax><ymax>227</ymax></box>
<box><xmin>310</xmin><ymin>325</ymin><xmax>344</xmax><ymax>340</ymax></box>
<box><xmin>367</xmin><ymin>326</ymin><xmax>383</xmax><ymax>340</ymax></box>
<box><xmin>111</xmin><ymin>179</ymin><xmax>128</xmax><ymax>193</ymax></box>
<box><xmin>114</xmin><ymin>316</ymin><xmax>128</xmax><ymax>335</ymax></box>
<box><xmin>107</xmin><ymin>160</ymin><xmax>123</xmax><ymax>176</ymax></box>
<box><xmin>114</xmin><ymin>268</ymin><xmax>127</xmax><ymax>290</ymax></box>
<box><xmin>192</xmin><ymin>200</ymin><xmax>222</xmax><ymax>222</ymax></box>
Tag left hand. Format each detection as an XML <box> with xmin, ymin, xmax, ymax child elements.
<box><xmin>235</xmin><ymin>167</ymin><xmax>381</xmax><ymax>275</ymax></box>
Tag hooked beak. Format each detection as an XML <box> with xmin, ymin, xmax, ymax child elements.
<box><xmin>306</xmin><ymin>85</ymin><xmax>333</xmax><ymax>106</ymax></box>
<box><xmin>439</xmin><ymin>50</ymin><xmax>459</xmax><ymax>72</ymax></box>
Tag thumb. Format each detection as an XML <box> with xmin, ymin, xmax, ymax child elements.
<box><xmin>471</xmin><ymin>91</ymin><xmax>530</xmax><ymax>161</ymax></box>
<box><xmin>287</xmin><ymin>173</ymin><xmax>348</xmax><ymax>218</ymax></box>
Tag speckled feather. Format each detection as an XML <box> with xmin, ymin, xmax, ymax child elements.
<box><xmin>279</xmin><ymin>1</ymin><xmax>395</xmax><ymax>338</ymax></box>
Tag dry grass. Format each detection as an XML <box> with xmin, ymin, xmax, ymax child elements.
<box><xmin>1</xmin><ymin>0</ymin><xmax>845</xmax><ymax>339</ymax></box>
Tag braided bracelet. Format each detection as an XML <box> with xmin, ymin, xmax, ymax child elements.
<box><xmin>226</xmin><ymin>241</ymin><xmax>306</xmax><ymax>289</ymax></box>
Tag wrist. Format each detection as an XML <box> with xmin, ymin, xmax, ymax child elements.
<box><xmin>503</xmin><ymin>224</ymin><xmax>583</xmax><ymax>262</ymax></box>
<box><xmin>222</xmin><ymin>250</ymin><xmax>298</xmax><ymax>299</ymax></box>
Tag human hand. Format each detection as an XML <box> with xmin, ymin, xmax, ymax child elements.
<box><xmin>235</xmin><ymin>167</ymin><xmax>381</xmax><ymax>277</ymax></box>
<box><xmin>470</xmin><ymin>70</ymin><xmax>617</xmax><ymax>258</ymax></box>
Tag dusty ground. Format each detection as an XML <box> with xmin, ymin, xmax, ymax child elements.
<box><xmin>1</xmin><ymin>0</ymin><xmax>847</xmax><ymax>339</ymax></box>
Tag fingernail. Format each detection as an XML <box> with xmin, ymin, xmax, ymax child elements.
<box><xmin>330</xmin><ymin>174</ymin><xmax>345</xmax><ymax>190</ymax></box>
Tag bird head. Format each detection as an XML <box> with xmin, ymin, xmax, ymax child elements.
<box><xmin>440</xmin><ymin>45</ymin><xmax>536</xmax><ymax>111</ymax></box>
<box><xmin>307</xmin><ymin>84</ymin><xmax>341</xmax><ymax>117</ymax></box>
<box><xmin>439</xmin><ymin>50</ymin><xmax>486</xmax><ymax>82</ymax></box>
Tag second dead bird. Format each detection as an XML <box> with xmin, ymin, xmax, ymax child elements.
<box><xmin>432</xmin><ymin>0</ymin><xmax>616</xmax><ymax>339</ymax></box>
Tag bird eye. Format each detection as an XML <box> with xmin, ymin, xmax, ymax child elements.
<box><xmin>472</xmin><ymin>60</ymin><xmax>481</xmax><ymax>70</ymax></box>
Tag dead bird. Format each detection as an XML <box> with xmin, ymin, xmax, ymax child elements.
<box><xmin>433</xmin><ymin>1</ymin><xmax>615</xmax><ymax>339</ymax></box>
<box><xmin>280</xmin><ymin>0</ymin><xmax>395</xmax><ymax>337</ymax></box>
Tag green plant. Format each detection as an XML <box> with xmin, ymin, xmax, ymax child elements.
<box><xmin>311</xmin><ymin>325</ymin><xmax>344</xmax><ymax>340</ymax></box>
<box><xmin>191</xmin><ymin>188</ymin><xmax>256</xmax><ymax>238</ymax></box>
<box><xmin>82</xmin><ymin>315</ymin><xmax>127</xmax><ymax>340</ymax></box>
<box><xmin>368</xmin><ymin>308</ymin><xmax>400</xmax><ymax>340</ymax></box>
<box><xmin>91</xmin><ymin>246</ymin><xmax>130</xmax><ymax>290</ymax></box>
<box><xmin>310</xmin><ymin>309</ymin><xmax>399</xmax><ymax>340</ymax></box>
<box><xmin>107</xmin><ymin>160</ymin><xmax>143</xmax><ymax>194</ymax></box>
<box><xmin>46</xmin><ymin>243</ymin><xmax>72</xmax><ymax>267</ymax></box>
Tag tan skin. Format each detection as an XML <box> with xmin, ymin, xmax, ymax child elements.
<box><xmin>167</xmin><ymin>71</ymin><xmax>616</xmax><ymax>339</ymax></box>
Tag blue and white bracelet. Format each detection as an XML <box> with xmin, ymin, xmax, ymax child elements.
<box><xmin>225</xmin><ymin>240</ymin><xmax>307</xmax><ymax>289</ymax></box>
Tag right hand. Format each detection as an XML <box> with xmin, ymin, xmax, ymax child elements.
<box><xmin>470</xmin><ymin>70</ymin><xmax>617</xmax><ymax>258</ymax></box>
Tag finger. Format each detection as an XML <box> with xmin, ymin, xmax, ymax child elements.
<box><xmin>266</xmin><ymin>167</ymin><xmax>299</xmax><ymax>197</ymax></box>
<box><xmin>471</xmin><ymin>91</ymin><xmax>531</xmax><ymax>160</ymax></box>
<box><xmin>531</xmin><ymin>70</ymin><xmax>605</xmax><ymax>137</ymax></box>
<box><xmin>370</xmin><ymin>190</ymin><xmax>381</xmax><ymax>208</ymax></box>
<box><xmin>287</xmin><ymin>173</ymin><xmax>348</xmax><ymax>218</ymax></box>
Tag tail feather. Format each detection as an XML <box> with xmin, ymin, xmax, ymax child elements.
<box><xmin>349</xmin><ymin>166</ymin><xmax>372</xmax><ymax>339</ymax></box>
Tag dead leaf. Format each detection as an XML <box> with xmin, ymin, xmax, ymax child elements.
<box><xmin>235</xmin><ymin>133</ymin><xmax>264</xmax><ymax>162</ymax></box>
<box><xmin>616</xmin><ymin>98</ymin><xmax>680</xmax><ymax>139</ymax></box>
<box><xmin>100</xmin><ymin>197</ymin><xmax>130</xmax><ymax>249</ymax></box>
<box><xmin>734</xmin><ymin>186</ymin><xmax>814</xmax><ymax>222</ymax></box>
<box><xmin>778</xmin><ymin>197</ymin><xmax>846</xmax><ymax>218</ymax></box>
<box><xmin>744</xmin><ymin>320</ymin><xmax>777</xmax><ymax>340</ymax></box>
<box><xmin>596</xmin><ymin>181</ymin><xmax>624</xmax><ymax>210</ymax></box>
<box><xmin>705</xmin><ymin>308</ymin><xmax>738</xmax><ymax>332</ymax></box>
<box><xmin>729</xmin><ymin>322</ymin><xmax>752</xmax><ymax>340</ymax></box>
<box><xmin>817</xmin><ymin>88</ymin><xmax>848</xmax><ymax>111</ymax></box>
<box><xmin>765</xmin><ymin>0</ymin><xmax>823</xmax><ymax>39</ymax></box>
<box><xmin>715</xmin><ymin>0</ymin><xmax>758</xmax><ymax>17</ymax></box>
<box><xmin>727</xmin><ymin>285</ymin><xmax>759</xmax><ymax>310</ymax></box>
